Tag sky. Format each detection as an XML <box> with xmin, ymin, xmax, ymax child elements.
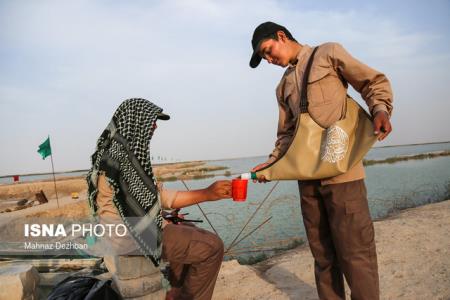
<box><xmin>1</xmin><ymin>0</ymin><xmax>449</xmax><ymax>175</ymax></box>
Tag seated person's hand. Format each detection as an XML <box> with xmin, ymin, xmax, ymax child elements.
<box><xmin>206</xmin><ymin>180</ymin><xmax>232</xmax><ymax>200</ymax></box>
<box><xmin>161</xmin><ymin>209</ymin><xmax>181</xmax><ymax>222</ymax></box>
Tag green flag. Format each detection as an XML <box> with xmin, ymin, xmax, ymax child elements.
<box><xmin>37</xmin><ymin>137</ymin><xmax>52</xmax><ymax>160</ymax></box>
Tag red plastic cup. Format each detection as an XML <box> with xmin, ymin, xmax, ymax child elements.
<box><xmin>232</xmin><ymin>179</ymin><xmax>248</xmax><ymax>201</ymax></box>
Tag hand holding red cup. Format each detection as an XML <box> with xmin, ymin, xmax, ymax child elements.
<box><xmin>232</xmin><ymin>178</ymin><xmax>248</xmax><ymax>201</ymax></box>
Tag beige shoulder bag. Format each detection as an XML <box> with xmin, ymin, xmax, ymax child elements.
<box><xmin>255</xmin><ymin>47</ymin><xmax>377</xmax><ymax>181</ymax></box>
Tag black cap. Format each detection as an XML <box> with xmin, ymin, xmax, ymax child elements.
<box><xmin>249</xmin><ymin>21</ymin><xmax>294</xmax><ymax>68</ymax></box>
<box><xmin>157</xmin><ymin>112</ymin><xmax>170</xmax><ymax>120</ymax></box>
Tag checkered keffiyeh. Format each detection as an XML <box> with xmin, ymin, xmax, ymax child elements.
<box><xmin>87</xmin><ymin>98</ymin><xmax>164</xmax><ymax>266</ymax></box>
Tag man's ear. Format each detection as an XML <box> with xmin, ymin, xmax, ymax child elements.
<box><xmin>277</xmin><ymin>30</ymin><xmax>288</xmax><ymax>42</ymax></box>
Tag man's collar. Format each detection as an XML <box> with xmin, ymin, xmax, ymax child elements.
<box><xmin>288</xmin><ymin>44</ymin><xmax>312</xmax><ymax>69</ymax></box>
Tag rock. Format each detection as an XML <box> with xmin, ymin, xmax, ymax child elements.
<box><xmin>103</xmin><ymin>256</ymin><xmax>160</xmax><ymax>280</ymax></box>
<box><xmin>0</xmin><ymin>264</ymin><xmax>40</xmax><ymax>300</ymax></box>
<box><xmin>123</xmin><ymin>289</ymin><xmax>165</xmax><ymax>300</ymax></box>
<box><xmin>95</xmin><ymin>271</ymin><xmax>112</xmax><ymax>281</ymax></box>
<box><xmin>35</xmin><ymin>190</ymin><xmax>48</xmax><ymax>204</ymax></box>
<box><xmin>16</xmin><ymin>199</ymin><xmax>28</xmax><ymax>206</ymax></box>
<box><xmin>38</xmin><ymin>272</ymin><xmax>72</xmax><ymax>287</ymax></box>
<box><xmin>112</xmin><ymin>273</ymin><xmax>162</xmax><ymax>298</ymax></box>
<box><xmin>104</xmin><ymin>256</ymin><xmax>163</xmax><ymax>298</ymax></box>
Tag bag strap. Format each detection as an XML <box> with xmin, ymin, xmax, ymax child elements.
<box><xmin>300</xmin><ymin>46</ymin><xmax>319</xmax><ymax>113</ymax></box>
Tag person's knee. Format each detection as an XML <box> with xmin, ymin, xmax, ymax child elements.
<box><xmin>209</xmin><ymin>234</ymin><xmax>224</xmax><ymax>258</ymax></box>
<box><xmin>192</xmin><ymin>228</ymin><xmax>224</xmax><ymax>261</ymax></box>
<box><xmin>200</xmin><ymin>234</ymin><xmax>224</xmax><ymax>265</ymax></box>
<box><xmin>312</xmin><ymin>249</ymin><xmax>340</xmax><ymax>270</ymax></box>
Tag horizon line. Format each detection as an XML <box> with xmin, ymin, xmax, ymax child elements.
<box><xmin>1</xmin><ymin>140</ymin><xmax>449</xmax><ymax>178</ymax></box>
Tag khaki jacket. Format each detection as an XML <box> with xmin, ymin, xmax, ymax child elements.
<box><xmin>268</xmin><ymin>43</ymin><xmax>393</xmax><ymax>184</ymax></box>
<box><xmin>95</xmin><ymin>174</ymin><xmax>178</xmax><ymax>254</ymax></box>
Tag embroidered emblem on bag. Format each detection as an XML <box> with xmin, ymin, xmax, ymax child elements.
<box><xmin>320</xmin><ymin>125</ymin><xmax>349</xmax><ymax>163</ymax></box>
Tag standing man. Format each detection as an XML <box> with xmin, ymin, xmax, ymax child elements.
<box><xmin>249</xmin><ymin>22</ymin><xmax>393</xmax><ymax>300</ymax></box>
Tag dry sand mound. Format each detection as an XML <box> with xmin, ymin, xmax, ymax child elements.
<box><xmin>210</xmin><ymin>200</ymin><xmax>450</xmax><ymax>300</ymax></box>
<box><xmin>0</xmin><ymin>178</ymin><xmax>87</xmax><ymax>201</ymax></box>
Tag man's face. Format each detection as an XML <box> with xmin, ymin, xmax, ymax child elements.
<box><xmin>258</xmin><ymin>35</ymin><xmax>291</xmax><ymax>67</ymax></box>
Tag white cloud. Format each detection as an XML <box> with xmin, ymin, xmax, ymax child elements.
<box><xmin>0</xmin><ymin>0</ymin><xmax>449</xmax><ymax>174</ymax></box>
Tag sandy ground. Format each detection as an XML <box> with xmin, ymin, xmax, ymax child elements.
<box><xmin>211</xmin><ymin>200</ymin><xmax>450</xmax><ymax>300</ymax></box>
<box><xmin>0</xmin><ymin>162</ymin><xmax>216</xmax><ymax>212</ymax></box>
<box><xmin>0</xmin><ymin>193</ymin><xmax>88</xmax><ymax>227</ymax></box>
<box><xmin>0</xmin><ymin>161</ymin><xmax>228</xmax><ymax>206</ymax></box>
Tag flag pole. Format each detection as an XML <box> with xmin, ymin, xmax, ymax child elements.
<box><xmin>49</xmin><ymin>135</ymin><xmax>60</xmax><ymax>208</ymax></box>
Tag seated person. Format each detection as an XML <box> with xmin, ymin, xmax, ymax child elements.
<box><xmin>86</xmin><ymin>98</ymin><xmax>231</xmax><ymax>300</ymax></box>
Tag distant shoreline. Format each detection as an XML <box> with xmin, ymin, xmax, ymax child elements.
<box><xmin>372</xmin><ymin>140</ymin><xmax>450</xmax><ymax>149</ymax></box>
<box><xmin>0</xmin><ymin>160</ymin><xmax>208</xmax><ymax>178</ymax></box>
<box><xmin>210</xmin><ymin>140</ymin><xmax>450</xmax><ymax>161</ymax></box>
<box><xmin>1</xmin><ymin>140</ymin><xmax>449</xmax><ymax>178</ymax></box>
<box><xmin>0</xmin><ymin>161</ymin><xmax>231</xmax><ymax>185</ymax></box>
<box><xmin>363</xmin><ymin>150</ymin><xmax>450</xmax><ymax>166</ymax></box>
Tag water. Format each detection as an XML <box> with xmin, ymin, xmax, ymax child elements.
<box><xmin>1</xmin><ymin>142</ymin><xmax>449</xmax><ymax>184</ymax></box>
<box><xmin>1</xmin><ymin>142</ymin><xmax>449</xmax><ymax>262</ymax></box>
<box><xmin>163</xmin><ymin>142</ymin><xmax>450</xmax><ymax>261</ymax></box>
<box><xmin>365</xmin><ymin>142</ymin><xmax>450</xmax><ymax>160</ymax></box>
